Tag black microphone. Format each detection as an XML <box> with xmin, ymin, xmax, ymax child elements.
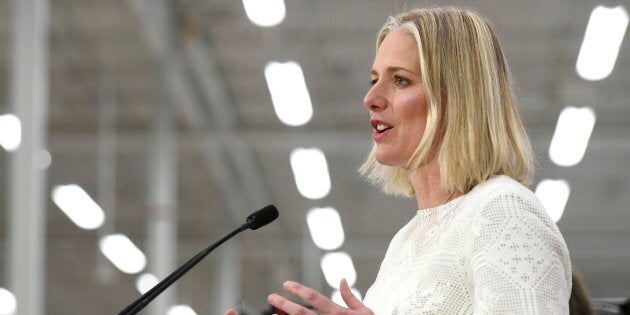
<box><xmin>245</xmin><ymin>205</ymin><xmax>279</xmax><ymax>230</ymax></box>
<box><xmin>118</xmin><ymin>205</ymin><xmax>279</xmax><ymax>315</ymax></box>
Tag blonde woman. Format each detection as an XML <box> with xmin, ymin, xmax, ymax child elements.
<box><xmin>228</xmin><ymin>6</ymin><xmax>572</xmax><ymax>315</ymax></box>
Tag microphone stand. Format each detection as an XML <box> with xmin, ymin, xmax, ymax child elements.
<box><xmin>118</xmin><ymin>221</ymin><xmax>252</xmax><ymax>315</ymax></box>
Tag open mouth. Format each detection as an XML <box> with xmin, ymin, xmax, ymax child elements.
<box><xmin>372</xmin><ymin>122</ymin><xmax>392</xmax><ymax>133</ymax></box>
<box><xmin>375</xmin><ymin>123</ymin><xmax>392</xmax><ymax>133</ymax></box>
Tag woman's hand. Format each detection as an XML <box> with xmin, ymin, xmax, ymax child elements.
<box><xmin>268</xmin><ymin>279</ymin><xmax>374</xmax><ymax>315</ymax></box>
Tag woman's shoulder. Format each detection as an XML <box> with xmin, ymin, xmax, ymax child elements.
<box><xmin>469</xmin><ymin>175</ymin><xmax>535</xmax><ymax>200</ymax></box>
<box><xmin>462</xmin><ymin>175</ymin><xmax>554</xmax><ymax>229</ymax></box>
<box><xmin>464</xmin><ymin>176</ymin><xmax>572</xmax><ymax>313</ymax></box>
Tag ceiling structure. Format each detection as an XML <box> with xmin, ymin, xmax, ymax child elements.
<box><xmin>0</xmin><ymin>0</ymin><xmax>629</xmax><ymax>314</ymax></box>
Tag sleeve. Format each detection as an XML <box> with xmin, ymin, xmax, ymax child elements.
<box><xmin>469</xmin><ymin>187</ymin><xmax>572</xmax><ymax>315</ymax></box>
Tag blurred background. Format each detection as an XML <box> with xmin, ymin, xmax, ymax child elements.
<box><xmin>0</xmin><ymin>0</ymin><xmax>628</xmax><ymax>314</ymax></box>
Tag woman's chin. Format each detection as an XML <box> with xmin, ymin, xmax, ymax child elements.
<box><xmin>375</xmin><ymin>154</ymin><xmax>398</xmax><ymax>167</ymax></box>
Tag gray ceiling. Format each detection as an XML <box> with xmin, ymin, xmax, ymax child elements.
<box><xmin>0</xmin><ymin>0</ymin><xmax>629</xmax><ymax>314</ymax></box>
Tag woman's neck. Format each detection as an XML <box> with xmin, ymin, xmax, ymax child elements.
<box><xmin>408</xmin><ymin>160</ymin><xmax>460</xmax><ymax>210</ymax></box>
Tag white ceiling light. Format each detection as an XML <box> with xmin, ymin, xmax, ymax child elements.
<box><xmin>549</xmin><ymin>106</ymin><xmax>596</xmax><ymax>167</ymax></box>
<box><xmin>290</xmin><ymin>148</ymin><xmax>331</xmax><ymax>199</ymax></box>
<box><xmin>242</xmin><ymin>0</ymin><xmax>285</xmax><ymax>27</ymax></box>
<box><xmin>330</xmin><ymin>287</ymin><xmax>363</xmax><ymax>307</ymax></box>
<box><xmin>535</xmin><ymin>179</ymin><xmax>571</xmax><ymax>222</ymax></box>
<box><xmin>51</xmin><ymin>184</ymin><xmax>106</xmax><ymax>230</ymax></box>
<box><xmin>0</xmin><ymin>114</ymin><xmax>21</xmax><ymax>151</ymax></box>
<box><xmin>320</xmin><ymin>252</ymin><xmax>357</xmax><ymax>289</ymax></box>
<box><xmin>265</xmin><ymin>61</ymin><xmax>313</xmax><ymax>127</ymax></box>
<box><xmin>136</xmin><ymin>273</ymin><xmax>159</xmax><ymax>294</ymax></box>
<box><xmin>167</xmin><ymin>304</ymin><xmax>198</xmax><ymax>315</ymax></box>
<box><xmin>99</xmin><ymin>234</ymin><xmax>147</xmax><ymax>274</ymax></box>
<box><xmin>307</xmin><ymin>207</ymin><xmax>345</xmax><ymax>250</ymax></box>
<box><xmin>576</xmin><ymin>5</ymin><xmax>629</xmax><ymax>81</ymax></box>
<box><xmin>0</xmin><ymin>287</ymin><xmax>17</xmax><ymax>315</ymax></box>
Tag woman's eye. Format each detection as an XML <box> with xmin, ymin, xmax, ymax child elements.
<box><xmin>369</xmin><ymin>79</ymin><xmax>378</xmax><ymax>86</ymax></box>
<box><xmin>394</xmin><ymin>76</ymin><xmax>408</xmax><ymax>85</ymax></box>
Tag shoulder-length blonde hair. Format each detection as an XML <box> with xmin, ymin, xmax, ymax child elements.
<box><xmin>359</xmin><ymin>7</ymin><xmax>534</xmax><ymax>196</ymax></box>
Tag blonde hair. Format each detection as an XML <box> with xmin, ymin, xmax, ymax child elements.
<box><xmin>359</xmin><ymin>7</ymin><xmax>534</xmax><ymax>196</ymax></box>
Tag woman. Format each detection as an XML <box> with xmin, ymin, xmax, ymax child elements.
<box><xmin>229</xmin><ymin>6</ymin><xmax>572</xmax><ymax>315</ymax></box>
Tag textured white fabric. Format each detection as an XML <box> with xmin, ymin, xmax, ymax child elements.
<box><xmin>362</xmin><ymin>175</ymin><xmax>572</xmax><ymax>314</ymax></box>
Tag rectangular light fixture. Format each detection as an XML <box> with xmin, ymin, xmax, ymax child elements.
<box><xmin>265</xmin><ymin>61</ymin><xmax>313</xmax><ymax>126</ymax></box>
<box><xmin>0</xmin><ymin>287</ymin><xmax>17</xmax><ymax>315</ymax></box>
<box><xmin>320</xmin><ymin>252</ymin><xmax>357</xmax><ymax>289</ymax></box>
<box><xmin>307</xmin><ymin>207</ymin><xmax>345</xmax><ymax>250</ymax></box>
<box><xmin>51</xmin><ymin>184</ymin><xmax>106</xmax><ymax>230</ymax></box>
<box><xmin>549</xmin><ymin>106</ymin><xmax>595</xmax><ymax>167</ymax></box>
<box><xmin>136</xmin><ymin>273</ymin><xmax>159</xmax><ymax>294</ymax></box>
<box><xmin>167</xmin><ymin>304</ymin><xmax>198</xmax><ymax>315</ymax></box>
<box><xmin>0</xmin><ymin>114</ymin><xmax>21</xmax><ymax>151</ymax></box>
<box><xmin>99</xmin><ymin>234</ymin><xmax>147</xmax><ymax>274</ymax></box>
<box><xmin>242</xmin><ymin>0</ymin><xmax>285</xmax><ymax>27</ymax></box>
<box><xmin>576</xmin><ymin>5</ymin><xmax>629</xmax><ymax>81</ymax></box>
<box><xmin>290</xmin><ymin>147</ymin><xmax>331</xmax><ymax>199</ymax></box>
<box><xmin>535</xmin><ymin>179</ymin><xmax>570</xmax><ymax>222</ymax></box>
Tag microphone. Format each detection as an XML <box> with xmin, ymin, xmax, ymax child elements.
<box><xmin>118</xmin><ymin>205</ymin><xmax>279</xmax><ymax>315</ymax></box>
<box><xmin>245</xmin><ymin>205</ymin><xmax>279</xmax><ymax>230</ymax></box>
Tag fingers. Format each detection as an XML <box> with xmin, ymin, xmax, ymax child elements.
<box><xmin>270</xmin><ymin>280</ymin><xmax>341</xmax><ymax>314</ymax></box>
<box><xmin>285</xmin><ymin>280</ymin><xmax>341</xmax><ymax>312</ymax></box>
<box><xmin>269</xmin><ymin>280</ymin><xmax>374</xmax><ymax>315</ymax></box>
<box><xmin>339</xmin><ymin>279</ymin><xmax>367</xmax><ymax>311</ymax></box>
<box><xmin>268</xmin><ymin>292</ymin><xmax>316</xmax><ymax>315</ymax></box>
<box><xmin>225</xmin><ymin>309</ymin><xmax>238</xmax><ymax>315</ymax></box>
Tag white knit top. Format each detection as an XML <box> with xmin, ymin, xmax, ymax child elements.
<box><xmin>362</xmin><ymin>176</ymin><xmax>572</xmax><ymax>314</ymax></box>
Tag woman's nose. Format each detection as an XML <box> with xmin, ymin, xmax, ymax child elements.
<box><xmin>363</xmin><ymin>84</ymin><xmax>387</xmax><ymax>112</ymax></box>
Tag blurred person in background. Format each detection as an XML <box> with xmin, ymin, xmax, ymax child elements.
<box><xmin>570</xmin><ymin>269</ymin><xmax>594</xmax><ymax>315</ymax></box>
<box><xmin>228</xmin><ymin>6</ymin><xmax>572</xmax><ymax>315</ymax></box>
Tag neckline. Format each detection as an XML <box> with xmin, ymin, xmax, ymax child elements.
<box><xmin>414</xmin><ymin>175</ymin><xmax>507</xmax><ymax>215</ymax></box>
<box><xmin>416</xmin><ymin>192</ymin><xmax>467</xmax><ymax>215</ymax></box>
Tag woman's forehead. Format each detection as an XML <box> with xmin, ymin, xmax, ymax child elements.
<box><xmin>372</xmin><ymin>30</ymin><xmax>420</xmax><ymax>72</ymax></box>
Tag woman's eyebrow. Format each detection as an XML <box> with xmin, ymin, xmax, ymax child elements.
<box><xmin>370</xmin><ymin>66</ymin><xmax>416</xmax><ymax>76</ymax></box>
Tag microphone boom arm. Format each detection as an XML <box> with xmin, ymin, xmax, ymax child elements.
<box><xmin>118</xmin><ymin>223</ymin><xmax>250</xmax><ymax>315</ymax></box>
<box><xmin>117</xmin><ymin>204</ymin><xmax>278</xmax><ymax>315</ymax></box>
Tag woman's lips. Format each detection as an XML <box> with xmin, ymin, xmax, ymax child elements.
<box><xmin>373</xmin><ymin>127</ymin><xmax>391</xmax><ymax>141</ymax></box>
<box><xmin>370</xmin><ymin>119</ymin><xmax>393</xmax><ymax>141</ymax></box>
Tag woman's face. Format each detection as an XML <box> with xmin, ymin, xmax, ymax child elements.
<box><xmin>364</xmin><ymin>29</ymin><xmax>429</xmax><ymax>168</ymax></box>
